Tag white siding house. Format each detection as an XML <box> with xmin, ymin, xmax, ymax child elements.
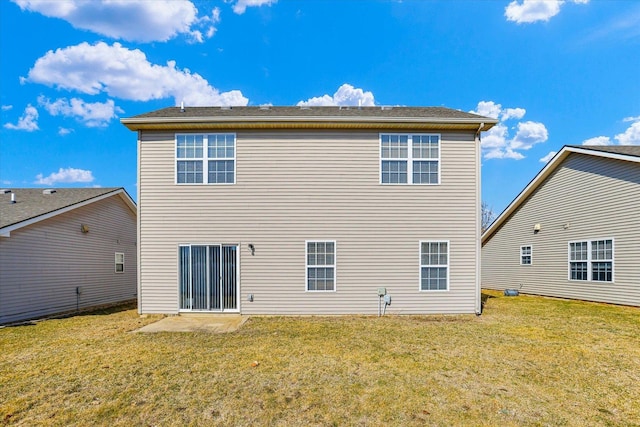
<box><xmin>482</xmin><ymin>145</ymin><xmax>640</xmax><ymax>306</ymax></box>
<box><xmin>0</xmin><ymin>188</ymin><xmax>137</xmax><ymax>324</ymax></box>
<box><xmin>122</xmin><ymin>106</ymin><xmax>497</xmax><ymax>316</ymax></box>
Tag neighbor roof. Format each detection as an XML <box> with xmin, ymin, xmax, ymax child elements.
<box><xmin>0</xmin><ymin>188</ymin><xmax>136</xmax><ymax>236</ymax></box>
<box><xmin>482</xmin><ymin>145</ymin><xmax>640</xmax><ymax>245</ymax></box>
<box><xmin>121</xmin><ymin>106</ymin><xmax>497</xmax><ymax>132</ymax></box>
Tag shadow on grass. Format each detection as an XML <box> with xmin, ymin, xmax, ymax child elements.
<box><xmin>1</xmin><ymin>300</ymin><xmax>137</xmax><ymax>328</ymax></box>
<box><xmin>480</xmin><ymin>292</ymin><xmax>496</xmax><ymax>314</ymax></box>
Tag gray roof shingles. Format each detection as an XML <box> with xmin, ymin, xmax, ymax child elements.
<box><xmin>126</xmin><ymin>105</ymin><xmax>491</xmax><ymax>120</ymax></box>
<box><xmin>568</xmin><ymin>144</ymin><xmax>640</xmax><ymax>158</ymax></box>
<box><xmin>0</xmin><ymin>188</ymin><xmax>122</xmax><ymax>229</ymax></box>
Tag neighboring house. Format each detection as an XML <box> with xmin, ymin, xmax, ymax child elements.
<box><xmin>482</xmin><ymin>145</ymin><xmax>640</xmax><ymax>306</ymax></box>
<box><xmin>121</xmin><ymin>106</ymin><xmax>496</xmax><ymax>316</ymax></box>
<box><xmin>0</xmin><ymin>188</ymin><xmax>137</xmax><ymax>324</ymax></box>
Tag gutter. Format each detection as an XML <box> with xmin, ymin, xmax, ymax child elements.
<box><xmin>121</xmin><ymin>116</ymin><xmax>498</xmax><ymax>132</ymax></box>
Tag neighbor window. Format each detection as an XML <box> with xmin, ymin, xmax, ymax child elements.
<box><xmin>568</xmin><ymin>239</ymin><xmax>613</xmax><ymax>282</ymax></box>
<box><xmin>420</xmin><ymin>241</ymin><xmax>449</xmax><ymax>291</ymax></box>
<box><xmin>115</xmin><ymin>253</ymin><xmax>124</xmax><ymax>273</ymax></box>
<box><xmin>520</xmin><ymin>245</ymin><xmax>532</xmax><ymax>265</ymax></box>
<box><xmin>176</xmin><ymin>133</ymin><xmax>235</xmax><ymax>184</ymax></box>
<box><xmin>380</xmin><ymin>134</ymin><xmax>440</xmax><ymax>184</ymax></box>
<box><xmin>306</xmin><ymin>241</ymin><xmax>336</xmax><ymax>291</ymax></box>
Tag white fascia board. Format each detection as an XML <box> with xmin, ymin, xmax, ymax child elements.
<box><xmin>121</xmin><ymin>116</ymin><xmax>498</xmax><ymax>128</ymax></box>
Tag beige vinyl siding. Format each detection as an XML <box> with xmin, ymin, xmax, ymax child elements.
<box><xmin>482</xmin><ymin>153</ymin><xmax>640</xmax><ymax>306</ymax></box>
<box><xmin>0</xmin><ymin>196</ymin><xmax>137</xmax><ymax>324</ymax></box>
<box><xmin>139</xmin><ymin>130</ymin><xmax>479</xmax><ymax>315</ymax></box>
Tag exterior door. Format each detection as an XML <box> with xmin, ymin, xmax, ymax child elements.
<box><xmin>179</xmin><ymin>244</ymin><xmax>238</xmax><ymax>312</ymax></box>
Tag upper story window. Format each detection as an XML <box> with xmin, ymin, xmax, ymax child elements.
<box><xmin>380</xmin><ymin>134</ymin><xmax>440</xmax><ymax>185</ymax></box>
<box><xmin>568</xmin><ymin>239</ymin><xmax>613</xmax><ymax>282</ymax></box>
<box><xmin>520</xmin><ymin>245</ymin><xmax>532</xmax><ymax>265</ymax></box>
<box><xmin>176</xmin><ymin>133</ymin><xmax>235</xmax><ymax>184</ymax></box>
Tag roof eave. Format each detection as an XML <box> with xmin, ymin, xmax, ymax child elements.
<box><xmin>121</xmin><ymin>116</ymin><xmax>498</xmax><ymax>132</ymax></box>
<box><xmin>481</xmin><ymin>146</ymin><xmax>640</xmax><ymax>245</ymax></box>
<box><xmin>0</xmin><ymin>188</ymin><xmax>136</xmax><ymax>237</ymax></box>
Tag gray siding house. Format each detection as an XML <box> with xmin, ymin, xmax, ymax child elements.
<box><xmin>0</xmin><ymin>188</ymin><xmax>137</xmax><ymax>323</ymax></box>
<box><xmin>122</xmin><ymin>106</ymin><xmax>496</xmax><ymax>316</ymax></box>
<box><xmin>482</xmin><ymin>145</ymin><xmax>640</xmax><ymax>306</ymax></box>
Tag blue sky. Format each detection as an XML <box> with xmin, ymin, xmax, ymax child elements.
<box><xmin>1</xmin><ymin>0</ymin><xmax>639</xmax><ymax>215</ymax></box>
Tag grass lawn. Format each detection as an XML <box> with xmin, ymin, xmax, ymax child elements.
<box><xmin>1</xmin><ymin>290</ymin><xmax>639</xmax><ymax>426</ymax></box>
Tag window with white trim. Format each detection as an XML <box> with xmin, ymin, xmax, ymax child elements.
<box><xmin>115</xmin><ymin>253</ymin><xmax>124</xmax><ymax>273</ymax></box>
<box><xmin>306</xmin><ymin>241</ymin><xmax>335</xmax><ymax>291</ymax></box>
<box><xmin>520</xmin><ymin>245</ymin><xmax>532</xmax><ymax>265</ymax></box>
<box><xmin>420</xmin><ymin>241</ymin><xmax>448</xmax><ymax>291</ymax></box>
<box><xmin>568</xmin><ymin>239</ymin><xmax>613</xmax><ymax>282</ymax></box>
<box><xmin>380</xmin><ymin>134</ymin><xmax>440</xmax><ymax>184</ymax></box>
<box><xmin>176</xmin><ymin>133</ymin><xmax>235</xmax><ymax>184</ymax></box>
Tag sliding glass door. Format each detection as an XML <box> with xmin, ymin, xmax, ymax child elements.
<box><xmin>179</xmin><ymin>244</ymin><xmax>238</xmax><ymax>311</ymax></box>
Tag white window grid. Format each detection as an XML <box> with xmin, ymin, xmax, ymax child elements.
<box><xmin>568</xmin><ymin>238</ymin><xmax>614</xmax><ymax>282</ymax></box>
<box><xmin>520</xmin><ymin>245</ymin><xmax>532</xmax><ymax>265</ymax></box>
<box><xmin>176</xmin><ymin>133</ymin><xmax>236</xmax><ymax>184</ymax></box>
<box><xmin>419</xmin><ymin>240</ymin><xmax>449</xmax><ymax>291</ymax></box>
<box><xmin>305</xmin><ymin>240</ymin><xmax>336</xmax><ymax>292</ymax></box>
<box><xmin>115</xmin><ymin>252</ymin><xmax>124</xmax><ymax>273</ymax></box>
<box><xmin>380</xmin><ymin>134</ymin><xmax>440</xmax><ymax>185</ymax></box>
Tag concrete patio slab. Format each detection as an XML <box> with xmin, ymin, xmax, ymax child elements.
<box><xmin>134</xmin><ymin>314</ymin><xmax>248</xmax><ymax>333</ymax></box>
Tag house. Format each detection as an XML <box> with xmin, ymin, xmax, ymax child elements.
<box><xmin>0</xmin><ymin>188</ymin><xmax>137</xmax><ymax>324</ymax></box>
<box><xmin>121</xmin><ymin>106</ymin><xmax>497</xmax><ymax>316</ymax></box>
<box><xmin>482</xmin><ymin>145</ymin><xmax>640</xmax><ymax>306</ymax></box>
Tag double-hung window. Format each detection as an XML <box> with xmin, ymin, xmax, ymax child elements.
<box><xmin>420</xmin><ymin>241</ymin><xmax>449</xmax><ymax>291</ymax></box>
<box><xmin>568</xmin><ymin>239</ymin><xmax>613</xmax><ymax>282</ymax></box>
<box><xmin>520</xmin><ymin>245</ymin><xmax>532</xmax><ymax>265</ymax></box>
<box><xmin>176</xmin><ymin>133</ymin><xmax>235</xmax><ymax>184</ymax></box>
<box><xmin>306</xmin><ymin>241</ymin><xmax>336</xmax><ymax>291</ymax></box>
<box><xmin>115</xmin><ymin>253</ymin><xmax>124</xmax><ymax>273</ymax></box>
<box><xmin>381</xmin><ymin>134</ymin><xmax>440</xmax><ymax>184</ymax></box>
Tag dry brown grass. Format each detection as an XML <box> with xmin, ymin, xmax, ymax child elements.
<box><xmin>1</xmin><ymin>292</ymin><xmax>639</xmax><ymax>426</ymax></box>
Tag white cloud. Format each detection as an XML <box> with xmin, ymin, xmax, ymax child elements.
<box><xmin>484</xmin><ymin>148</ymin><xmax>525</xmax><ymax>160</ymax></box>
<box><xmin>38</xmin><ymin>96</ymin><xmax>123</xmax><ymax>127</ymax></box>
<box><xmin>473</xmin><ymin>101</ymin><xmax>502</xmax><ymax>119</ymax></box>
<box><xmin>473</xmin><ymin>101</ymin><xmax>526</xmax><ymax>121</ymax></box>
<box><xmin>232</xmin><ymin>0</ymin><xmax>277</xmax><ymax>15</ymax></box>
<box><xmin>297</xmin><ymin>84</ymin><xmax>375</xmax><ymax>107</ymax></box>
<box><xmin>58</xmin><ymin>127</ymin><xmax>73</xmax><ymax>136</ymax></box>
<box><xmin>3</xmin><ymin>104</ymin><xmax>39</xmax><ymax>131</ymax></box>
<box><xmin>505</xmin><ymin>0</ymin><xmax>589</xmax><ymax>24</ymax></box>
<box><xmin>540</xmin><ymin>151</ymin><xmax>557</xmax><ymax>163</ymax></box>
<box><xmin>1</xmin><ymin>105</ymin><xmax>12</xmax><ymax>111</ymax></box>
<box><xmin>471</xmin><ymin>101</ymin><xmax>548</xmax><ymax>160</ymax></box>
<box><xmin>25</xmin><ymin>42</ymin><xmax>248</xmax><ymax>107</ymax></box>
<box><xmin>615</xmin><ymin>119</ymin><xmax>640</xmax><ymax>145</ymax></box>
<box><xmin>581</xmin><ymin>117</ymin><xmax>640</xmax><ymax>147</ymax></box>
<box><xmin>511</xmin><ymin>121</ymin><xmax>549</xmax><ymax>150</ymax></box>
<box><xmin>582</xmin><ymin>136</ymin><xmax>611</xmax><ymax>146</ymax></box>
<box><xmin>35</xmin><ymin>167</ymin><xmax>94</xmax><ymax>185</ymax></box>
<box><xmin>11</xmin><ymin>0</ymin><xmax>217</xmax><ymax>43</ymax></box>
<box><xmin>502</xmin><ymin>108</ymin><xmax>526</xmax><ymax>121</ymax></box>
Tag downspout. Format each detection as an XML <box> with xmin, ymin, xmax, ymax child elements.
<box><xmin>475</xmin><ymin>123</ymin><xmax>484</xmax><ymax>316</ymax></box>
<box><xmin>137</xmin><ymin>129</ymin><xmax>142</xmax><ymax>315</ymax></box>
